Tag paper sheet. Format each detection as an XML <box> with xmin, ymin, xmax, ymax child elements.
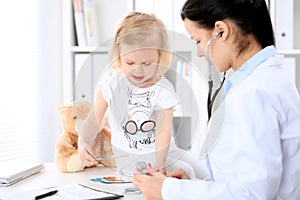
<box><xmin>1</xmin><ymin>183</ymin><xmax>123</xmax><ymax>200</ymax></box>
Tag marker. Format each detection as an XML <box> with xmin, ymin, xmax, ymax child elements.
<box><xmin>35</xmin><ymin>190</ymin><xmax>58</xmax><ymax>200</ymax></box>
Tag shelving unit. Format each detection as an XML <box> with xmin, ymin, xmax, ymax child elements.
<box><xmin>269</xmin><ymin>0</ymin><xmax>300</xmax><ymax>92</ymax></box>
<box><xmin>62</xmin><ymin>0</ymin><xmax>299</xmax><ymax>153</ymax></box>
<box><xmin>62</xmin><ymin>0</ymin><xmax>208</xmax><ymax>150</ymax></box>
<box><xmin>62</xmin><ymin>0</ymin><xmax>133</xmax><ymax>104</ymax></box>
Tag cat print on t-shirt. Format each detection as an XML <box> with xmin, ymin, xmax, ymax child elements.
<box><xmin>122</xmin><ymin>88</ymin><xmax>156</xmax><ymax>150</ymax></box>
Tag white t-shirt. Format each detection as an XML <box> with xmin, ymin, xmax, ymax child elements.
<box><xmin>98</xmin><ymin>72</ymin><xmax>179</xmax><ymax>154</ymax></box>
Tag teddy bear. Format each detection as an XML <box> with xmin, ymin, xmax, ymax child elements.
<box><xmin>55</xmin><ymin>100</ymin><xmax>116</xmax><ymax>173</ymax></box>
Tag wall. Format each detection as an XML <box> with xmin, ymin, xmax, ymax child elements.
<box><xmin>94</xmin><ymin>0</ymin><xmax>132</xmax><ymax>44</ymax></box>
<box><xmin>294</xmin><ymin>0</ymin><xmax>300</xmax><ymax>91</ymax></box>
<box><xmin>41</xmin><ymin>0</ymin><xmax>63</xmax><ymax>161</ymax></box>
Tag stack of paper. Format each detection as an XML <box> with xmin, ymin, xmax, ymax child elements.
<box><xmin>0</xmin><ymin>162</ymin><xmax>44</xmax><ymax>186</ymax></box>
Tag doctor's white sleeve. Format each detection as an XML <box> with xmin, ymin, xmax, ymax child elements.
<box><xmin>161</xmin><ymin>90</ymin><xmax>286</xmax><ymax>200</ymax></box>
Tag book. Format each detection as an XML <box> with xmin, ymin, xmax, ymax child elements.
<box><xmin>82</xmin><ymin>0</ymin><xmax>100</xmax><ymax>46</ymax></box>
<box><xmin>0</xmin><ymin>162</ymin><xmax>44</xmax><ymax>186</ymax></box>
<box><xmin>73</xmin><ymin>0</ymin><xmax>87</xmax><ymax>46</ymax></box>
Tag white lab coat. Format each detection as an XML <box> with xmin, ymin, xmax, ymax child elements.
<box><xmin>162</xmin><ymin>48</ymin><xmax>300</xmax><ymax>199</ymax></box>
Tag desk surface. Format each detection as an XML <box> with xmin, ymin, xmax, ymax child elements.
<box><xmin>0</xmin><ymin>163</ymin><xmax>144</xmax><ymax>200</ymax></box>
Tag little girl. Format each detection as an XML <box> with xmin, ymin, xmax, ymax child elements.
<box><xmin>78</xmin><ymin>11</ymin><xmax>204</xmax><ymax>178</ymax></box>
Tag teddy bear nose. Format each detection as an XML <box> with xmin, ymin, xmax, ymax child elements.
<box><xmin>73</xmin><ymin>116</ymin><xmax>77</xmax><ymax>120</ymax></box>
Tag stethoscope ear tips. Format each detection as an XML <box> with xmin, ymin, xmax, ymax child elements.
<box><xmin>219</xmin><ymin>31</ymin><xmax>224</xmax><ymax>37</ymax></box>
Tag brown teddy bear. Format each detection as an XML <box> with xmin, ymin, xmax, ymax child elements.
<box><xmin>55</xmin><ymin>100</ymin><xmax>115</xmax><ymax>173</ymax></box>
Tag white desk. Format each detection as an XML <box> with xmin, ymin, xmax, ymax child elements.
<box><xmin>0</xmin><ymin>163</ymin><xmax>145</xmax><ymax>200</ymax></box>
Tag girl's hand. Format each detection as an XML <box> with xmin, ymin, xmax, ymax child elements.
<box><xmin>151</xmin><ymin>163</ymin><xmax>167</xmax><ymax>175</ymax></box>
<box><xmin>167</xmin><ymin>168</ymin><xmax>191</xmax><ymax>180</ymax></box>
<box><xmin>157</xmin><ymin>166</ymin><xmax>167</xmax><ymax>175</ymax></box>
<box><xmin>78</xmin><ymin>138</ymin><xmax>98</xmax><ymax>167</ymax></box>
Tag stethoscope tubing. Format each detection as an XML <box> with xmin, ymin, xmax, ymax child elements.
<box><xmin>204</xmin><ymin>34</ymin><xmax>226</xmax><ymax>180</ymax></box>
<box><xmin>205</xmin><ymin>34</ymin><xmax>226</xmax><ymax>119</ymax></box>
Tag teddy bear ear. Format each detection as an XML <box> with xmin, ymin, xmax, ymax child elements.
<box><xmin>73</xmin><ymin>100</ymin><xmax>92</xmax><ymax>120</ymax></box>
<box><xmin>57</xmin><ymin>105</ymin><xmax>72</xmax><ymax>116</ymax></box>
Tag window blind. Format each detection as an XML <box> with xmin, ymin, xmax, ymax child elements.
<box><xmin>0</xmin><ymin>1</ymin><xmax>41</xmax><ymax>162</ymax></box>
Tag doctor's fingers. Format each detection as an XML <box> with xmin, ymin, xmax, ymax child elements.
<box><xmin>132</xmin><ymin>173</ymin><xmax>152</xmax><ymax>189</ymax></box>
<box><xmin>132</xmin><ymin>176</ymin><xmax>141</xmax><ymax>190</ymax></box>
<box><xmin>133</xmin><ymin>172</ymin><xmax>166</xmax><ymax>188</ymax></box>
<box><xmin>133</xmin><ymin>173</ymin><xmax>165</xmax><ymax>200</ymax></box>
<box><xmin>132</xmin><ymin>175</ymin><xmax>152</xmax><ymax>197</ymax></box>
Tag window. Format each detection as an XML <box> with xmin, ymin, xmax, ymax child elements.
<box><xmin>0</xmin><ymin>1</ymin><xmax>62</xmax><ymax>162</ymax></box>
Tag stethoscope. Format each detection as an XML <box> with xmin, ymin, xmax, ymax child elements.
<box><xmin>204</xmin><ymin>31</ymin><xmax>226</xmax><ymax>181</ymax></box>
<box><xmin>205</xmin><ymin>31</ymin><xmax>226</xmax><ymax>120</ymax></box>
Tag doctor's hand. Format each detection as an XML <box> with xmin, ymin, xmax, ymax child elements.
<box><xmin>132</xmin><ymin>170</ymin><xmax>166</xmax><ymax>200</ymax></box>
<box><xmin>167</xmin><ymin>168</ymin><xmax>191</xmax><ymax>180</ymax></box>
<box><xmin>78</xmin><ymin>138</ymin><xmax>98</xmax><ymax>167</ymax></box>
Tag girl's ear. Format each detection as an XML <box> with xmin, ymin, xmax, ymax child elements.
<box><xmin>214</xmin><ymin>21</ymin><xmax>230</xmax><ymax>40</ymax></box>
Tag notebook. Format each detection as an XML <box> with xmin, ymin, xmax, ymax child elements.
<box><xmin>0</xmin><ymin>161</ymin><xmax>44</xmax><ymax>186</ymax></box>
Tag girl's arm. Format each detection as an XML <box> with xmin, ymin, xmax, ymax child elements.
<box><xmin>78</xmin><ymin>91</ymin><xmax>108</xmax><ymax>165</ymax></box>
<box><xmin>93</xmin><ymin>90</ymin><xmax>109</xmax><ymax>129</ymax></box>
<box><xmin>154</xmin><ymin>107</ymin><xmax>173</xmax><ymax>174</ymax></box>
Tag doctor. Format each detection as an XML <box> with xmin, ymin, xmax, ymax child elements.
<box><xmin>132</xmin><ymin>0</ymin><xmax>300</xmax><ymax>199</ymax></box>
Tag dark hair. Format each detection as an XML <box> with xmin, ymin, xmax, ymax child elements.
<box><xmin>181</xmin><ymin>0</ymin><xmax>275</xmax><ymax>52</ymax></box>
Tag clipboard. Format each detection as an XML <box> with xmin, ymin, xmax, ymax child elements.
<box><xmin>78</xmin><ymin>184</ymin><xmax>124</xmax><ymax>199</ymax></box>
<box><xmin>1</xmin><ymin>183</ymin><xmax>124</xmax><ymax>200</ymax></box>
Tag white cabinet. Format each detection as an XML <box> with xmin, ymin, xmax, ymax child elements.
<box><xmin>74</xmin><ymin>53</ymin><xmax>92</xmax><ymax>100</ymax></box>
<box><xmin>73</xmin><ymin>49</ymin><xmax>109</xmax><ymax>101</ymax></box>
<box><xmin>269</xmin><ymin>0</ymin><xmax>300</xmax><ymax>92</ymax></box>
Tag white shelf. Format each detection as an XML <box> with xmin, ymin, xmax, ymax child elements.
<box><xmin>278</xmin><ymin>49</ymin><xmax>300</xmax><ymax>55</ymax></box>
<box><xmin>70</xmin><ymin>46</ymin><xmax>109</xmax><ymax>53</ymax></box>
<box><xmin>70</xmin><ymin>45</ymin><xmax>197</xmax><ymax>54</ymax></box>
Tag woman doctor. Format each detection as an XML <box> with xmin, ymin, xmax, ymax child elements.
<box><xmin>132</xmin><ymin>0</ymin><xmax>300</xmax><ymax>199</ymax></box>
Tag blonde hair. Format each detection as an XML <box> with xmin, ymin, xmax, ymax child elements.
<box><xmin>109</xmin><ymin>11</ymin><xmax>171</xmax><ymax>75</ymax></box>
